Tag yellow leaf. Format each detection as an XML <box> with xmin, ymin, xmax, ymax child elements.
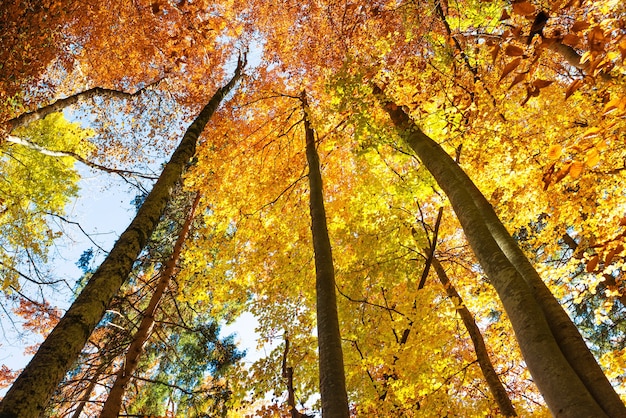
<box><xmin>547</xmin><ymin>144</ymin><xmax>562</xmax><ymax>160</ymax></box>
<box><xmin>569</xmin><ymin>161</ymin><xmax>584</xmax><ymax>178</ymax></box>
<box><xmin>586</xmin><ymin>147</ymin><xmax>600</xmax><ymax>167</ymax></box>
<box><xmin>582</xmin><ymin>126</ymin><xmax>602</xmax><ymax>139</ymax></box>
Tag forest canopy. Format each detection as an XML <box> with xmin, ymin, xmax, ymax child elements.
<box><xmin>0</xmin><ymin>0</ymin><xmax>625</xmax><ymax>417</ymax></box>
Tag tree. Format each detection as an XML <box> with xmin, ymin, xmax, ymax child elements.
<box><xmin>376</xmin><ymin>88</ymin><xmax>625</xmax><ymax>416</ymax></box>
<box><xmin>301</xmin><ymin>92</ymin><xmax>350</xmax><ymax>417</ymax></box>
<box><xmin>0</xmin><ymin>112</ymin><xmax>93</xmax><ymax>289</ymax></box>
<box><xmin>2</xmin><ymin>0</ymin><xmax>625</xmax><ymax>415</ymax></box>
<box><xmin>0</xmin><ymin>57</ymin><xmax>245</xmax><ymax>418</ymax></box>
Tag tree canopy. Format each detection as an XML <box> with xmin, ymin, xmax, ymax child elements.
<box><xmin>1</xmin><ymin>0</ymin><xmax>625</xmax><ymax>416</ymax></box>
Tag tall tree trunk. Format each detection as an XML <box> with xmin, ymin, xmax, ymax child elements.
<box><xmin>450</xmin><ymin>156</ymin><xmax>626</xmax><ymax>417</ymax></box>
<box><xmin>301</xmin><ymin>92</ymin><xmax>350</xmax><ymax>418</ymax></box>
<box><xmin>431</xmin><ymin>258</ymin><xmax>516</xmax><ymax>417</ymax></box>
<box><xmin>395</xmin><ymin>89</ymin><xmax>625</xmax><ymax>416</ymax></box>
<box><xmin>99</xmin><ymin>193</ymin><xmax>200</xmax><ymax>418</ymax></box>
<box><xmin>376</xmin><ymin>91</ymin><xmax>614</xmax><ymax>417</ymax></box>
<box><xmin>0</xmin><ymin>58</ymin><xmax>245</xmax><ymax>418</ymax></box>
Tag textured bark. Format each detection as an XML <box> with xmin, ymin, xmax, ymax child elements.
<box><xmin>99</xmin><ymin>192</ymin><xmax>200</xmax><ymax>418</ymax></box>
<box><xmin>432</xmin><ymin>258</ymin><xmax>517</xmax><ymax>417</ymax></box>
<box><xmin>302</xmin><ymin>92</ymin><xmax>350</xmax><ymax>418</ymax></box>
<box><xmin>0</xmin><ymin>59</ymin><xmax>244</xmax><ymax>418</ymax></box>
<box><xmin>378</xmin><ymin>93</ymin><xmax>609</xmax><ymax>417</ymax></box>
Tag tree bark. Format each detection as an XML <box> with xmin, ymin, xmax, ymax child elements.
<box><xmin>0</xmin><ymin>58</ymin><xmax>244</xmax><ymax>418</ymax></box>
<box><xmin>432</xmin><ymin>258</ymin><xmax>517</xmax><ymax>417</ymax></box>
<box><xmin>4</xmin><ymin>80</ymin><xmax>161</xmax><ymax>135</ymax></box>
<box><xmin>301</xmin><ymin>92</ymin><xmax>350</xmax><ymax>418</ymax></box>
<box><xmin>377</xmin><ymin>91</ymin><xmax>611</xmax><ymax>417</ymax></box>
<box><xmin>99</xmin><ymin>192</ymin><xmax>200</xmax><ymax>418</ymax></box>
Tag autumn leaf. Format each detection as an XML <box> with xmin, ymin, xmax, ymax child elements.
<box><xmin>512</xmin><ymin>2</ymin><xmax>536</xmax><ymax>16</ymax></box>
<box><xmin>505</xmin><ymin>45</ymin><xmax>525</xmax><ymax>57</ymax></box>
<box><xmin>571</xmin><ymin>21</ymin><xmax>590</xmax><ymax>32</ymax></box>
<box><xmin>562</xmin><ymin>34</ymin><xmax>581</xmax><ymax>47</ymax></box>
<box><xmin>532</xmin><ymin>79</ymin><xmax>553</xmax><ymax>89</ymax></box>
<box><xmin>547</xmin><ymin>144</ymin><xmax>562</xmax><ymax>160</ymax></box>
<box><xmin>569</xmin><ymin>161</ymin><xmax>584</xmax><ymax>178</ymax></box>
<box><xmin>586</xmin><ymin>255</ymin><xmax>600</xmax><ymax>272</ymax></box>
<box><xmin>586</xmin><ymin>147</ymin><xmax>600</xmax><ymax>167</ymax></box>
<box><xmin>499</xmin><ymin>58</ymin><xmax>522</xmax><ymax>81</ymax></box>
<box><xmin>565</xmin><ymin>79</ymin><xmax>583</xmax><ymax>99</ymax></box>
<box><xmin>508</xmin><ymin>73</ymin><xmax>527</xmax><ymax>90</ymax></box>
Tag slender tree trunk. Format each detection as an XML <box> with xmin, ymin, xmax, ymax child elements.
<box><xmin>301</xmin><ymin>92</ymin><xmax>350</xmax><ymax>418</ymax></box>
<box><xmin>377</xmin><ymin>91</ymin><xmax>612</xmax><ymax>417</ymax></box>
<box><xmin>99</xmin><ymin>193</ymin><xmax>200</xmax><ymax>418</ymax></box>
<box><xmin>0</xmin><ymin>59</ymin><xmax>244</xmax><ymax>418</ymax></box>
<box><xmin>68</xmin><ymin>360</ymin><xmax>107</xmax><ymax>418</ymax></box>
<box><xmin>4</xmin><ymin>80</ymin><xmax>161</xmax><ymax>134</ymax></box>
<box><xmin>432</xmin><ymin>258</ymin><xmax>517</xmax><ymax>417</ymax></box>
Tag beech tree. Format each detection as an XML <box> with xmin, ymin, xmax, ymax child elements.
<box><xmin>2</xmin><ymin>0</ymin><xmax>625</xmax><ymax>416</ymax></box>
<box><xmin>0</xmin><ymin>58</ymin><xmax>245</xmax><ymax>418</ymax></box>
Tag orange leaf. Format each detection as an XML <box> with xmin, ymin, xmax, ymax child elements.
<box><xmin>569</xmin><ymin>161</ymin><xmax>584</xmax><ymax>178</ymax></box>
<box><xmin>499</xmin><ymin>58</ymin><xmax>522</xmax><ymax>81</ymax></box>
<box><xmin>505</xmin><ymin>44</ymin><xmax>525</xmax><ymax>56</ymax></box>
<box><xmin>587</xmin><ymin>27</ymin><xmax>605</xmax><ymax>53</ymax></box>
<box><xmin>602</xmin><ymin>98</ymin><xmax>623</xmax><ymax>115</ymax></box>
<box><xmin>582</xmin><ymin>126</ymin><xmax>602</xmax><ymax>139</ymax></box>
<box><xmin>512</xmin><ymin>2</ymin><xmax>536</xmax><ymax>16</ymax></box>
<box><xmin>605</xmin><ymin>248</ymin><xmax>617</xmax><ymax>266</ymax></box>
<box><xmin>491</xmin><ymin>44</ymin><xmax>501</xmax><ymax>63</ymax></box>
<box><xmin>571</xmin><ymin>21</ymin><xmax>590</xmax><ymax>32</ymax></box>
<box><xmin>565</xmin><ymin>79</ymin><xmax>583</xmax><ymax>99</ymax></box>
<box><xmin>554</xmin><ymin>164</ymin><xmax>570</xmax><ymax>184</ymax></box>
<box><xmin>532</xmin><ymin>79</ymin><xmax>554</xmax><ymax>89</ymax></box>
<box><xmin>500</xmin><ymin>9</ymin><xmax>511</xmax><ymax>21</ymax></box>
<box><xmin>586</xmin><ymin>255</ymin><xmax>599</xmax><ymax>272</ymax></box>
<box><xmin>547</xmin><ymin>144</ymin><xmax>562</xmax><ymax>160</ymax></box>
<box><xmin>586</xmin><ymin>147</ymin><xmax>600</xmax><ymax>167</ymax></box>
<box><xmin>562</xmin><ymin>34</ymin><xmax>580</xmax><ymax>47</ymax></box>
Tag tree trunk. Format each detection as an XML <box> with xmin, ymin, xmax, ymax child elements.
<box><xmin>377</xmin><ymin>92</ymin><xmax>612</xmax><ymax>417</ymax></box>
<box><xmin>0</xmin><ymin>58</ymin><xmax>244</xmax><ymax>418</ymax></box>
<box><xmin>432</xmin><ymin>258</ymin><xmax>516</xmax><ymax>417</ymax></box>
<box><xmin>99</xmin><ymin>192</ymin><xmax>200</xmax><ymax>418</ymax></box>
<box><xmin>452</xmin><ymin>161</ymin><xmax>626</xmax><ymax>417</ymax></box>
<box><xmin>301</xmin><ymin>92</ymin><xmax>350</xmax><ymax>418</ymax></box>
<box><xmin>395</xmin><ymin>90</ymin><xmax>625</xmax><ymax>416</ymax></box>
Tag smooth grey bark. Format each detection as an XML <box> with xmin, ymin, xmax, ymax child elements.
<box><xmin>394</xmin><ymin>88</ymin><xmax>625</xmax><ymax>416</ymax></box>
<box><xmin>432</xmin><ymin>258</ymin><xmax>517</xmax><ymax>417</ymax></box>
<box><xmin>302</xmin><ymin>92</ymin><xmax>350</xmax><ymax>418</ymax></box>
<box><xmin>0</xmin><ymin>59</ymin><xmax>244</xmax><ymax>418</ymax></box>
<box><xmin>99</xmin><ymin>193</ymin><xmax>200</xmax><ymax>418</ymax></box>
<box><xmin>454</xmin><ymin>159</ymin><xmax>626</xmax><ymax>417</ymax></box>
<box><xmin>377</xmin><ymin>92</ymin><xmax>610</xmax><ymax>417</ymax></box>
